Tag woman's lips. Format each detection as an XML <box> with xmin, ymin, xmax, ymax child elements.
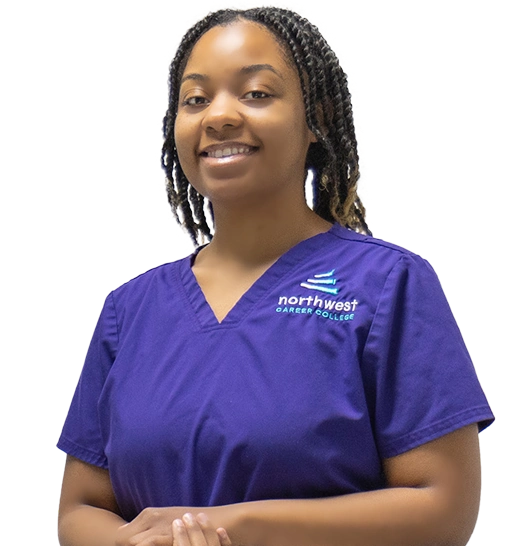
<box><xmin>199</xmin><ymin>144</ymin><xmax>259</xmax><ymax>170</ymax></box>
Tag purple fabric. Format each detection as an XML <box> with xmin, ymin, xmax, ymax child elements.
<box><xmin>58</xmin><ymin>224</ymin><xmax>493</xmax><ymax>521</ymax></box>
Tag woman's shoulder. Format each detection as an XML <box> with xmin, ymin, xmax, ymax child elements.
<box><xmin>107</xmin><ymin>255</ymin><xmax>191</xmax><ymax>308</ymax></box>
<box><xmin>328</xmin><ymin>223</ymin><xmax>431</xmax><ymax>271</ymax></box>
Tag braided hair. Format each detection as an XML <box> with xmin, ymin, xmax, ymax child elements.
<box><xmin>161</xmin><ymin>7</ymin><xmax>371</xmax><ymax>245</ymax></box>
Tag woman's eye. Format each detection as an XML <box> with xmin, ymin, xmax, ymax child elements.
<box><xmin>181</xmin><ymin>91</ymin><xmax>270</xmax><ymax>106</ymax></box>
<box><xmin>182</xmin><ymin>96</ymin><xmax>209</xmax><ymax>106</ymax></box>
<box><xmin>242</xmin><ymin>91</ymin><xmax>271</xmax><ymax>100</ymax></box>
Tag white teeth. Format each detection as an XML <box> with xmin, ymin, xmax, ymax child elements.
<box><xmin>208</xmin><ymin>146</ymin><xmax>251</xmax><ymax>158</ymax></box>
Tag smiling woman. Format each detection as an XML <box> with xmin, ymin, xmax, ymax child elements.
<box><xmin>56</xmin><ymin>7</ymin><xmax>493</xmax><ymax>546</ymax></box>
<box><xmin>174</xmin><ymin>22</ymin><xmax>316</xmax><ymax>210</ymax></box>
<box><xmin>162</xmin><ymin>9</ymin><xmax>371</xmax><ymax>246</ymax></box>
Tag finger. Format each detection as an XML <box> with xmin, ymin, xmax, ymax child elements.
<box><xmin>194</xmin><ymin>515</ymin><xmax>232</xmax><ymax>546</ymax></box>
<box><xmin>173</xmin><ymin>519</ymin><xmax>191</xmax><ymax>546</ymax></box>
<box><xmin>216</xmin><ymin>528</ymin><xmax>232</xmax><ymax>546</ymax></box>
<box><xmin>115</xmin><ymin>524</ymin><xmax>164</xmax><ymax>546</ymax></box>
<box><xmin>182</xmin><ymin>512</ymin><xmax>222</xmax><ymax>546</ymax></box>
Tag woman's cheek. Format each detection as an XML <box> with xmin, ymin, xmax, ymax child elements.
<box><xmin>262</xmin><ymin>107</ymin><xmax>305</xmax><ymax>144</ymax></box>
<box><xmin>174</xmin><ymin>120</ymin><xmax>196</xmax><ymax>175</ymax></box>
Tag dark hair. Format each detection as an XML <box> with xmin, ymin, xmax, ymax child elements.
<box><xmin>161</xmin><ymin>7</ymin><xmax>371</xmax><ymax>245</ymax></box>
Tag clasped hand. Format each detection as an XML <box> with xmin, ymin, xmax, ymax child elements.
<box><xmin>115</xmin><ymin>507</ymin><xmax>232</xmax><ymax>546</ymax></box>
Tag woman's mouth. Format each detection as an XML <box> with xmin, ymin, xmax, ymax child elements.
<box><xmin>201</xmin><ymin>145</ymin><xmax>258</xmax><ymax>159</ymax></box>
<box><xmin>200</xmin><ymin>146</ymin><xmax>259</xmax><ymax>169</ymax></box>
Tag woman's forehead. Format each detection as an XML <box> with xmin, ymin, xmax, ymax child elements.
<box><xmin>183</xmin><ymin>21</ymin><xmax>294</xmax><ymax>78</ymax></box>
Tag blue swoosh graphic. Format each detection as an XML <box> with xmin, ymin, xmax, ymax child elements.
<box><xmin>300</xmin><ymin>282</ymin><xmax>339</xmax><ymax>295</ymax></box>
<box><xmin>313</xmin><ymin>269</ymin><xmax>335</xmax><ymax>278</ymax></box>
<box><xmin>306</xmin><ymin>278</ymin><xmax>337</xmax><ymax>285</ymax></box>
<box><xmin>300</xmin><ymin>269</ymin><xmax>340</xmax><ymax>294</ymax></box>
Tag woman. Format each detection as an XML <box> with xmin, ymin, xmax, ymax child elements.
<box><xmin>57</xmin><ymin>8</ymin><xmax>493</xmax><ymax>546</ymax></box>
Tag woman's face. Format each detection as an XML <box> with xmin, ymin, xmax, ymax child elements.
<box><xmin>174</xmin><ymin>21</ymin><xmax>316</xmax><ymax>208</ymax></box>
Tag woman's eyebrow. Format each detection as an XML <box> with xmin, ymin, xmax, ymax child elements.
<box><xmin>239</xmin><ymin>64</ymin><xmax>284</xmax><ymax>79</ymax></box>
<box><xmin>181</xmin><ymin>64</ymin><xmax>284</xmax><ymax>85</ymax></box>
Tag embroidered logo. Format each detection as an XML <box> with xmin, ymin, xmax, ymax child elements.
<box><xmin>300</xmin><ymin>269</ymin><xmax>339</xmax><ymax>295</ymax></box>
<box><xmin>275</xmin><ymin>268</ymin><xmax>358</xmax><ymax>322</ymax></box>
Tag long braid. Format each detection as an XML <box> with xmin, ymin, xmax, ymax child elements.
<box><xmin>161</xmin><ymin>11</ymin><xmax>231</xmax><ymax>244</ymax></box>
<box><xmin>161</xmin><ymin>7</ymin><xmax>371</xmax><ymax>245</ymax></box>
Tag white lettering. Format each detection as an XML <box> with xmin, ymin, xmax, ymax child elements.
<box><xmin>276</xmin><ymin>294</ymin><xmax>359</xmax><ymax>317</ymax></box>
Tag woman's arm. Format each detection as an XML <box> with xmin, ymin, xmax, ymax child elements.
<box><xmin>221</xmin><ymin>424</ymin><xmax>481</xmax><ymax>546</ymax></box>
<box><xmin>58</xmin><ymin>456</ymin><xmax>126</xmax><ymax>546</ymax></box>
<box><xmin>59</xmin><ymin>424</ymin><xmax>481</xmax><ymax>546</ymax></box>
<box><xmin>58</xmin><ymin>457</ymin><xmax>228</xmax><ymax>546</ymax></box>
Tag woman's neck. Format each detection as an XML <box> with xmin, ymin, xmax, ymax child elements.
<box><xmin>196</xmin><ymin>205</ymin><xmax>332</xmax><ymax>271</ymax></box>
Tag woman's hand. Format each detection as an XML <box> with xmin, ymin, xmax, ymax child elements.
<box><xmin>173</xmin><ymin>513</ymin><xmax>232</xmax><ymax>546</ymax></box>
<box><xmin>115</xmin><ymin>508</ymin><xmax>233</xmax><ymax>546</ymax></box>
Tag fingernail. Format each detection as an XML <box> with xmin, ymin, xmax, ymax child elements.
<box><xmin>183</xmin><ymin>513</ymin><xmax>193</xmax><ymax>524</ymax></box>
<box><xmin>196</xmin><ymin>513</ymin><xmax>208</xmax><ymax>524</ymax></box>
<box><xmin>174</xmin><ymin>519</ymin><xmax>184</xmax><ymax>528</ymax></box>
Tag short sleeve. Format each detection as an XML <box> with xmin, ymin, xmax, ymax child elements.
<box><xmin>362</xmin><ymin>254</ymin><xmax>494</xmax><ymax>459</ymax></box>
<box><xmin>57</xmin><ymin>293</ymin><xmax>118</xmax><ymax>468</ymax></box>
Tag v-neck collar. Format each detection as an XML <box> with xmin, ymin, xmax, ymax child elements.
<box><xmin>178</xmin><ymin>224</ymin><xmax>340</xmax><ymax>330</ymax></box>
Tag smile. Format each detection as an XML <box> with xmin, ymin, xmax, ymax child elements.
<box><xmin>200</xmin><ymin>146</ymin><xmax>258</xmax><ymax>168</ymax></box>
<box><xmin>209</xmin><ymin>146</ymin><xmax>252</xmax><ymax>158</ymax></box>
<box><xmin>200</xmin><ymin>144</ymin><xmax>258</xmax><ymax>159</ymax></box>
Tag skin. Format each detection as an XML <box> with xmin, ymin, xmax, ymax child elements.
<box><xmin>172</xmin><ymin>514</ymin><xmax>231</xmax><ymax>546</ymax></box>
<box><xmin>174</xmin><ymin>21</ymin><xmax>332</xmax><ymax>273</ymax></box>
<box><xmin>59</xmin><ymin>426</ymin><xmax>481</xmax><ymax>546</ymax></box>
<box><xmin>58</xmin><ymin>456</ymin><xmax>233</xmax><ymax>546</ymax></box>
<box><xmin>58</xmin><ymin>21</ymin><xmax>483</xmax><ymax>546</ymax></box>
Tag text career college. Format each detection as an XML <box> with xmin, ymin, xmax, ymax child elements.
<box><xmin>275</xmin><ymin>295</ymin><xmax>358</xmax><ymax>322</ymax></box>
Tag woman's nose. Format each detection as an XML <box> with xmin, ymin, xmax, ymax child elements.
<box><xmin>202</xmin><ymin>93</ymin><xmax>242</xmax><ymax>133</ymax></box>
